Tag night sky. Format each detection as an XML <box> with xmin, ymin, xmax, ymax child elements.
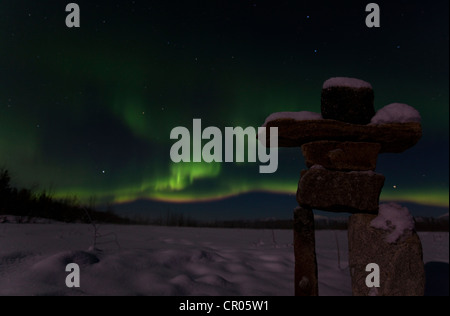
<box><xmin>0</xmin><ymin>1</ymin><xmax>448</xmax><ymax>219</ymax></box>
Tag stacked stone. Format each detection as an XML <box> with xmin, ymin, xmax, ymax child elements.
<box><xmin>262</xmin><ymin>77</ymin><xmax>425</xmax><ymax>296</ymax></box>
<box><xmin>298</xmin><ymin>78</ymin><xmax>384</xmax><ymax>214</ymax></box>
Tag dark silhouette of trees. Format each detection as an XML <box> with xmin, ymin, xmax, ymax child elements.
<box><xmin>0</xmin><ymin>168</ymin><xmax>128</xmax><ymax>224</ymax></box>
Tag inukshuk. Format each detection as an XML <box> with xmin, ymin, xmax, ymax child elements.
<box><xmin>260</xmin><ymin>77</ymin><xmax>425</xmax><ymax>296</ymax></box>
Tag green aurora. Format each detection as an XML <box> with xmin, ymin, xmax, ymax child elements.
<box><xmin>0</xmin><ymin>1</ymin><xmax>448</xmax><ymax>212</ymax></box>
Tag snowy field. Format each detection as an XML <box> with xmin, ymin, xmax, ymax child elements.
<box><xmin>0</xmin><ymin>223</ymin><xmax>448</xmax><ymax>296</ymax></box>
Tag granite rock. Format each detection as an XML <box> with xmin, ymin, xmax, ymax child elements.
<box><xmin>348</xmin><ymin>214</ymin><xmax>425</xmax><ymax>296</ymax></box>
<box><xmin>294</xmin><ymin>207</ymin><xmax>318</xmax><ymax>296</ymax></box>
<box><xmin>297</xmin><ymin>168</ymin><xmax>385</xmax><ymax>213</ymax></box>
<box><xmin>262</xmin><ymin>119</ymin><xmax>422</xmax><ymax>153</ymax></box>
<box><xmin>321</xmin><ymin>85</ymin><xmax>375</xmax><ymax>124</ymax></box>
<box><xmin>301</xmin><ymin>141</ymin><xmax>381</xmax><ymax>171</ymax></box>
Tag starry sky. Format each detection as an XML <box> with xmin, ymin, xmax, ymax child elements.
<box><xmin>0</xmin><ymin>0</ymin><xmax>448</xmax><ymax>219</ymax></box>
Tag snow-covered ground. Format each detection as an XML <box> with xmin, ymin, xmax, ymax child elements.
<box><xmin>0</xmin><ymin>223</ymin><xmax>448</xmax><ymax>296</ymax></box>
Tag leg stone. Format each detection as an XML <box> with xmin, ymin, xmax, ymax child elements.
<box><xmin>294</xmin><ymin>206</ymin><xmax>319</xmax><ymax>296</ymax></box>
<box><xmin>348</xmin><ymin>214</ymin><xmax>425</xmax><ymax>296</ymax></box>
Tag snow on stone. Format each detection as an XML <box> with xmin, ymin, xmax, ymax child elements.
<box><xmin>370</xmin><ymin>103</ymin><xmax>421</xmax><ymax>124</ymax></box>
<box><xmin>370</xmin><ymin>203</ymin><xmax>415</xmax><ymax>243</ymax></box>
<box><xmin>262</xmin><ymin>111</ymin><xmax>322</xmax><ymax>127</ymax></box>
<box><xmin>323</xmin><ymin>77</ymin><xmax>372</xmax><ymax>90</ymax></box>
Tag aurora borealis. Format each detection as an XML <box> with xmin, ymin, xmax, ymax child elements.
<box><xmin>0</xmin><ymin>1</ymin><xmax>448</xmax><ymax>218</ymax></box>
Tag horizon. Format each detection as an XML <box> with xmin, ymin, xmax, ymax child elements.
<box><xmin>108</xmin><ymin>192</ymin><xmax>449</xmax><ymax>222</ymax></box>
<box><xmin>1</xmin><ymin>0</ymin><xmax>448</xmax><ymax>220</ymax></box>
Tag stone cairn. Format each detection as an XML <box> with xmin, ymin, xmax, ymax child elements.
<box><xmin>261</xmin><ymin>77</ymin><xmax>425</xmax><ymax>296</ymax></box>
